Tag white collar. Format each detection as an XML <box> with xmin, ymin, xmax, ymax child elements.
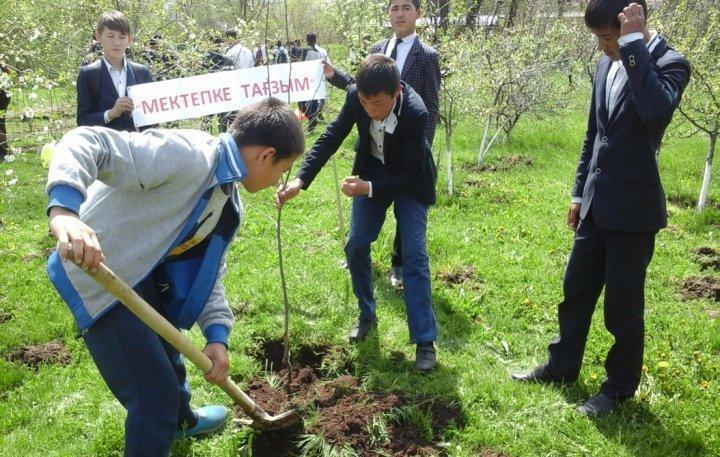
<box><xmin>392</xmin><ymin>32</ymin><xmax>417</xmax><ymax>45</ymax></box>
<box><xmin>103</xmin><ymin>56</ymin><xmax>126</xmax><ymax>72</ymax></box>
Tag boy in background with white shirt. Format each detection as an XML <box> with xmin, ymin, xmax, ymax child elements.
<box><xmin>76</xmin><ymin>11</ymin><xmax>153</xmax><ymax>132</ymax></box>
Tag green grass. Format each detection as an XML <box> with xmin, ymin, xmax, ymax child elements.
<box><xmin>0</xmin><ymin>91</ymin><xmax>719</xmax><ymax>456</ymax></box>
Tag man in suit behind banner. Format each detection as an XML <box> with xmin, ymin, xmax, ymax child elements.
<box><xmin>512</xmin><ymin>0</ymin><xmax>690</xmax><ymax>417</ymax></box>
<box><xmin>76</xmin><ymin>11</ymin><xmax>153</xmax><ymax>132</ymax></box>
<box><xmin>323</xmin><ymin>0</ymin><xmax>441</xmax><ymax>290</ymax></box>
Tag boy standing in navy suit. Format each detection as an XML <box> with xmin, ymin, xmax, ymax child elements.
<box><xmin>513</xmin><ymin>1</ymin><xmax>690</xmax><ymax>416</ymax></box>
<box><xmin>277</xmin><ymin>55</ymin><xmax>438</xmax><ymax>373</ymax></box>
<box><xmin>76</xmin><ymin>11</ymin><xmax>153</xmax><ymax>132</ymax></box>
<box><xmin>323</xmin><ymin>0</ymin><xmax>441</xmax><ymax>290</ymax></box>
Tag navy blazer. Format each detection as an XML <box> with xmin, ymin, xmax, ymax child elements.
<box><xmin>573</xmin><ymin>36</ymin><xmax>690</xmax><ymax>232</ymax></box>
<box><xmin>328</xmin><ymin>36</ymin><xmax>441</xmax><ymax>144</ymax></box>
<box><xmin>297</xmin><ymin>84</ymin><xmax>437</xmax><ymax>205</ymax></box>
<box><xmin>76</xmin><ymin>59</ymin><xmax>153</xmax><ymax>132</ymax></box>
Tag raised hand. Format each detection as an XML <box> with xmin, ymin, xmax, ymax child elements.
<box><xmin>618</xmin><ymin>2</ymin><xmax>647</xmax><ymax>36</ymax></box>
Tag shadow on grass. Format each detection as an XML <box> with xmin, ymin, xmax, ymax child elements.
<box><xmin>558</xmin><ymin>385</ymin><xmax>708</xmax><ymax>456</ymax></box>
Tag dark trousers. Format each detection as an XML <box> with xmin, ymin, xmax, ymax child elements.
<box><xmin>83</xmin><ymin>277</ymin><xmax>197</xmax><ymax>457</ymax></box>
<box><xmin>547</xmin><ymin>212</ymin><xmax>656</xmax><ymax>400</ymax></box>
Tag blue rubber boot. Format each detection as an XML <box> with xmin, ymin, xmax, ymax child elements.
<box><xmin>174</xmin><ymin>405</ymin><xmax>228</xmax><ymax>440</ymax></box>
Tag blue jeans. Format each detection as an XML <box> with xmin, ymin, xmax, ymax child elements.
<box><xmin>344</xmin><ymin>163</ymin><xmax>437</xmax><ymax>343</ymax></box>
<box><xmin>83</xmin><ymin>277</ymin><xmax>197</xmax><ymax>457</ymax></box>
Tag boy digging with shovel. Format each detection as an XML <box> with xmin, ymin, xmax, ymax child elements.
<box><xmin>46</xmin><ymin>98</ymin><xmax>304</xmax><ymax>456</ymax></box>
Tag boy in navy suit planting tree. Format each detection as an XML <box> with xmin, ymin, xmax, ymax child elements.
<box><xmin>277</xmin><ymin>54</ymin><xmax>439</xmax><ymax>373</ymax></box>
<box><xmin>512</xmin><ymin>1</ymin><xmax>690</xmax><ymax>417</ymax></box>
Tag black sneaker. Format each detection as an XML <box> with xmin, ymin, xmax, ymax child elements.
<box><xmin>414</xmin><ymin>342</ymin><xmax>436</xmax><ymax>373</ymax></box>
<box><xmin>348</xmin><ymin>317</ymin><xmax>377</xmax><ymax>343</ymax></box>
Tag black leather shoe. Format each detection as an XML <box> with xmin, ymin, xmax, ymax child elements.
<box><xmin>414</xmin><ymin>342</ymin><xmax>436</xmax><ymax>373</ymax></box>
<box><xmin>510</xmin><ymin>364</ymin><xmax>571</xmax><ymax>385</ymax></box>
<box><xmin>576</xmin><ymin>393</ymin><xmax>618</xmax><ymax>417</ymax></box>
<box><xmin>348</xmin><ymin>318</ymin><xmax>377</xmax><ymax>343</ymax></box>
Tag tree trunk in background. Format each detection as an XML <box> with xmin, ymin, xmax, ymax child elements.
<box><xmin>466</xmin><ymin>0</ymin><xmax>484</xmax><ymax>30</ymax></box>
<box><xmin>439</xmin><ymin>0</ymin><xmax>451</xmax><ymax>30</ymax></box>
<box><xmin>445</xmin><ymin>123</ymin><xmax>454</xmax><ymax>196</ymax></box>
<box><xmin>697</xmin><ymin>133</ymin><xmax>718</xmax><ymax>212</ymax></box>
<box><xmin>506</xmin><ymin>0</ymin><xmax>520</xmax><ymax>27</ymax></box>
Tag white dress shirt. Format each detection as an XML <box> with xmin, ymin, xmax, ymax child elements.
<box><xmin>384</xmin><ymin>32</ymin><xmax>416</xmax><ymax>74</ymax></box>
<box><xmin>103</xmin><ymin>57</ymin><xmax>128</xmax><ymax>124</ymax></box>
<box><xmin>367</xmin><ymin>96</ymin><xmax>400</xmax><ymax>198</ymax></box>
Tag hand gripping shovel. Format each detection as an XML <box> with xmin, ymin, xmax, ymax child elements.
<box><xmin>85</xmin><ymin>263</ymin><xmax>302</xmax><ymax>432</ymax></box>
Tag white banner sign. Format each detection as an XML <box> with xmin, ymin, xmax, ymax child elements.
<box><xmin>128</xmin><ymin>61</ymin><xmax>327</xmax><ymax>127</ymax></box>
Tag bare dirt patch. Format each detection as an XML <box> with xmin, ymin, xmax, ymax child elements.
<box><xmin>693</xmin><ymin>247</ymin><xmax>720</xmax><ymax>271</ymax></box>
<box><xmin>667</xmin><ymin>195</ymin><xmax>719</xmax><ymax>210</ymax></box>
<box><xmin>475</xmin><ymin>155</ymin><xmax>534</xmax><ymax>172</ymax></box>
<box><xmin>679</xmin><ymin>276</ymin><xmax>720</xmax><ymax>302</ymax></box>
<box><xmin>437</xmin><ymin>265</ymin><xmax>483</xmax><ymax>290</ymax></box>
<box><xmin>240</xmin><ymin>343</ymin><xmax>464</xmax><ymax>456</ymax></box>
<box><xmin>5</xmin><ymin>340</ymin><xmax>71</xmax><ymax>368</ymax></box>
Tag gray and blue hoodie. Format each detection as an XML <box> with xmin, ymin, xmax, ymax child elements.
<box><xmin>46</xmin><ymin>126</ymin><xmax>247</xmax><ymax>345</ymax></box>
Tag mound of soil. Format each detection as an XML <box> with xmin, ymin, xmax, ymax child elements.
<box><xmin>476</xmin><ymin>155</ymin><xmax>533</xmax><ymax>172</ymax></box>
<box><xmin>679</xmin><ymin>276</ymin><xmax>720</xmax><ymax>302</ymax></box>
<box><xmin>6</xmin><ymin>340</ymin><xmax>70</xmax><ymax>368</ymax></box>
<box><xmin>237</xmin><ymin>344</ymin><xmax>464</xmax><ymax>456</ymax></box>
<box><xmin>437</xmin><ymin>266</ymin><xmax>483</xmax><ymax>290</ymax></box>
<box><xmin>667</xmin><ymin>195</ymin><xmax>719</xmax><ymax>210</ymax></box>
<box><xmin>693</xmin><ymin>247</ymin><xmax>720</xmax><ymax>271</ymax></box>
<box><xmin>706</xmin><ymin>309</ymin><xmax>720</xmax><ymax>320</ymax></box>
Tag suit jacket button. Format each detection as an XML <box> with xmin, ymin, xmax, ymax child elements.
<box><xmin>595</xmin><ymin>168</ymin><xmax>602</xmax><ymax>174</ymax></box>
<box><xmin>601</xmin><ymin>136</ymin><xmax>608</xmax><ymax>142</ymax></box>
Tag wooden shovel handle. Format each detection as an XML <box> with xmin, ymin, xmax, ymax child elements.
<box><xmin>87</xmin><ymin>263</ymin><xmax>268</xmax><ymax>419</ymax></box>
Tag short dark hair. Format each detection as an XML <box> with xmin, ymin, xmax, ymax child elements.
<box><xmin>388</xmin><ymin>0</ymin><xmax>421</xmax><ymax>10</ymax></box>
<box><xmin>356</xmin><ymin>54</ymin><xmax>400</xmax><ymax>97</ymax></box>
<box><xmin>584</xmin><ymin>0</ymin><xmax>648</xmax><ymax>30</ymax></box>
<box><xmin>96</xmin><ymin>11</ymin><xmax>131</xmax><ymax>35</ymax></box>
<box><xmin>230</xmin><ymin>98</ymin><xmax>305</xmax><ymax>161</ymax></box>
<box><xmin>306</xmin><ymin>32</ymin><xmax>317</xmax><ymax>46</ymax></box>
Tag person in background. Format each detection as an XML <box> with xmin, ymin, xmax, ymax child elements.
<box><xmin>221</xmin><ymin>29</ymin><xmax>254</xmax><ymax>132</ymax></box>
<box><xmin>272</xmin><ymin>40</ymin><xmax>289</xmax><ymax>64</ymax></box>
<box><xmin>76</xmin><ymin>11</ymin><xmax>154</xmax><ymax>132</ymax></box>
<box><xmin>300</xmin><ymin>32</ymin><xmax>329</xmax><ymax>133</ymax></box>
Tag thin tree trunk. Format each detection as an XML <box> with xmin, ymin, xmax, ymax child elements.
<box><xmin>445</xmin><ymin>124</ymin><xmax>453</xmax><ymax>195</ymax></box>
<box><xmin>331</xmin><ymin>155</ymin><xmax>345</xmax><ymax>237</ymax></box>
<box><xmin>697</xmin><ymin>133</ymin><xmax>718</xmax><ymax>212</ymax></box>
<box><xmin>466</xmin><ymin>0</ymin><xmax>484</xmax><ymax>30</ymax></box>
<box><xmin>478</xmin><ymin>116</ymin><xmax>491</xmax><ymax>165</ymax></box>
